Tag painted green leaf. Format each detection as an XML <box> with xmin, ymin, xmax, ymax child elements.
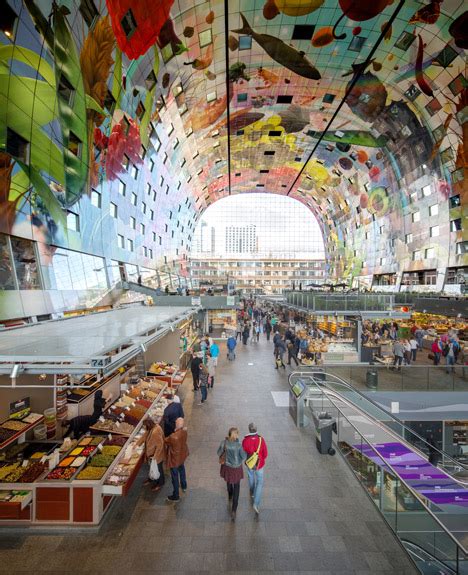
<box><xmin>139</xmin><ymin>90</ymin><xmax>154</xmax><ymax>147</ymax></box>
<box><xmin>153</xmin><ymin>45</ymin><xmax>160</xmax><ymax>79</ymax></box>
<box><xmin>306</xmin><ymin>129</ymin><xmax>387</xmax><ymax>148</ymax></box>
<box><xmin>0</xmin><ymin>75</ymin><xmax>65</xmax><ymax>185</ymax></box>
<box><xmin>9</xmin><ymin>170</ymin><xmax>31</xmax><ymax>202</ymax></box>
<box><xmin>112</xmin><ymin>47</ymin><xmax>122</xmax><ymax>108</ymax></box>
<box><xmin>0</xmin><ymin>45</ymin><xmax>56</xmax><ymax>86</ymax></box>
<box><xmin>0</xmin><ymin>75</ymin><xmax>57</xmax><ymax>132</ymax></box>
<box><xmin>15</xmin><ymin>159</ymin><xmax>66</xmax><ymax>228</ymax></box>
<box><xmin>53</xmin><ymin>5</ymin><xmax>89</xmax><ymax>206</ymax></box>
<box><xmin>85</xmin><ymin>94</ymin><xmax>106</xmax><ymax>116</ymax></box>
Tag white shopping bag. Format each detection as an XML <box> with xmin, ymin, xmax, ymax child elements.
<box><xmin>149</xmin><ymin>458</ymin><xmax>160</xmax><ymax>481</ymax></box>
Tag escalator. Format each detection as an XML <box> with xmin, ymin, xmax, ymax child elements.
<box><xmin>123</xmin><ymin>280</ymin><xmax>164</xmax><ymax>297</ymax></box>
<box><xmin>403</xmin><ymin>540</ymin><xmax>457</xmax><ymax>575</ymax></box>
<box><xmin>290</xmin><ymin>370</ymin><xmax>468</xmax><ymax>574</ymax></box>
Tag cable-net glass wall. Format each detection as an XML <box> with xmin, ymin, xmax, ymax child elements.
<box><xmin>190</xmin><ymin>194</ymin><xmax>326</xmax><ymax>294</ymax></box>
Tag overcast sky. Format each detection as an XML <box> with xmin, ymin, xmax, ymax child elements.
<box><xmin>194</xmin><ymin>193</ymin><xmax>325</xmax><ymax>258</ymax></box>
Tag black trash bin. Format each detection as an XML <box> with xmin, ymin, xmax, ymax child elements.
<box><xmin>366</xmin><ymin>369</ymin><xmax>378</xmax><ymax>389</ymax></box>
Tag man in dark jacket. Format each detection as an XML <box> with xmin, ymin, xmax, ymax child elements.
<box><xmin>275</xmin><ymin>337</ymin><xmax>287</xmax><ymax>369</ymax></box>
<box><xmin>163</xmin><ymin>395</ymin><xmax>184</xmax><ymax>437</ymax></box>
<box><xmin>165</xmin><ymin>417</ymin><xmax>189</xmax><ymax>502</ymax></box>
<box><xmin>190</xmin><ymin>353</ymin><xmax>203</xmax><ymax>391</ymax></box>
<box><xmin>287</xmin><ymin>335</ymin><xmax>299</xmax><ymax>367</ymax></box>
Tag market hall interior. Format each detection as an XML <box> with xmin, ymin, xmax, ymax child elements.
<box><xmin>0</xmin><ymin>336</ymin><xmax>419</xmax><ymax>575</ymax></box>
<box><xmin>0</xmin><ymin>0</ymin><xmax>468</xmax><ymax>572</ymax></box>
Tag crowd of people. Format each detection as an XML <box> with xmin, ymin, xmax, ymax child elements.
<box><xmin>136</xmin><ymin>297</ymin><xmax>465</xmax><ymax>521</ymax></box>
<box><xmin>135</xmin><ymin>298</ymin><xmax>277</xmax><ymax>518</ymax></box>
<box><xmin>361</xmin><ymin>319</ymin><xmax>464</xmax><ymax>373</ymax></box>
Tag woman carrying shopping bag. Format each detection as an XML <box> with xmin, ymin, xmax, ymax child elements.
<box><xmin>138</xmin><ymin>417</ymin><xmax>165</xmax><ymax>492</ymax></box>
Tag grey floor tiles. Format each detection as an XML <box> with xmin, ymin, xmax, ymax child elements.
<box><xmin>1</xmin><ymin>333</ymin><xmax>418</xmax><ymax>574</ymax></box>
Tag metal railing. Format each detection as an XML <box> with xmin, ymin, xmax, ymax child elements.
<box><xmin>286</xmin><ymin>292</ymin><xmax>395</xmax><ymax>311</ymax></box>
<box><xmin>301</xmin><ymin>363</ymin><xmax>468</xmax><ymax>393</ymax></box>
<box><xmin>291</xmin><ymin>371</ymin><xmax>468</xmax><ymax>573</ymax></box>
<box><xmin>291</xmin><ymin>371</ymin><xmax>468</xmax><ymax>479</ymax></box>
<box><xmin>284</xmin><ymin>290</ymin><xmax>467</xmax><ymax>316</ymax></box>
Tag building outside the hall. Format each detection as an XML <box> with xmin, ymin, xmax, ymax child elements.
<box><xmin>189</xmin><ymin>255</ymin><xmax>326</xmax><ymax>294</ymax></box>
<box><xmin>224</xmin><ymin>224</ymin><xmax>258</xmax><ymax>254</ymax></box>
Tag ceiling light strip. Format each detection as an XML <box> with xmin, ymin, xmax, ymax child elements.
<box><xmin>286</xmin><ymin>0</ymin><xmax>406</xmax><ymax>197</ymax></box>
<box><xmin>224</xmin><ymin>0</ymin><xmax>232</xmax><ymax>195</ymax></box>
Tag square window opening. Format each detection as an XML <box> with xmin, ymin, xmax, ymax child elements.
<box><xmin>121</xmin><ymin>9</ymin><xmax>137</xmax><ymax>40</ymax></box>
<box><xmin>6</xmin><ymin>128</ymin><xmax>29</xmax><ymax>162</ymax></box>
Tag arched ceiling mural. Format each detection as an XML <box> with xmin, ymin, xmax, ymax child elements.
<box><xmin>0</xmin><ymin>0</ymin><xmax>466</xmax><ymax>287</ymax></box>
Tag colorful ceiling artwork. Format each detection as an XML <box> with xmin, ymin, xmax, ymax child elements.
<box><xmin>0</xmin><ymin>0</ymin><xmax>466</xmax><ymax>291</ymax></box>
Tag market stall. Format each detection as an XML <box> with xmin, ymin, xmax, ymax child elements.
<box><xmin>0</xmin><ymin>377</ymin><xmax>169</xmax><ymax>526</ymax></box>
<box><xmin>147</xmin><ymin>361</ymin><xmax>187</xmax><ymax>393</ymax></box>
<box><xmin>207</xmin><ymin>309</ymin><xmax>236</xmax><ymax>336</ymax></box>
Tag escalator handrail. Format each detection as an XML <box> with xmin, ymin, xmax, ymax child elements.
<box><xmin>400</xmin><ymin>539</ymin><xmax>457</xmax><ymax>575</ymax></box>
<box><xmin>289</xmin><ymin>370</ymin><xmax>468</xmax><ymax>475</ymax></box>
<box><xmin>302</xmin><ymin>378</ymin><xmax>468</xmax><ymax>556</ymax></box>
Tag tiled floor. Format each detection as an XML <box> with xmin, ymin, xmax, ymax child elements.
<box><xmin>2</xmin><ymin>334</ymin><xmax>418</xmax><ymax>574</ymax></box>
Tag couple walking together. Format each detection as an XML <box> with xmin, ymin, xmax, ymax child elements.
<box><xmin>217</xmin><ymin>423</ymin><xmax>268</xmax><ymax>521</ymax></box>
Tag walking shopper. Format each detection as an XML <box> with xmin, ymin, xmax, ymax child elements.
<box><xmin>273</xmin><ymin>331</ymin><xmax>282</xmax><ymax>355</ymax></box>
<box><xmin>242</xmin><ymin>423</ymin><xmax>268</xmax><ymax>514</ymax></box>
<box><xmin>392</xmin><ymin>340</ymin><xmax>404</xmax><ymax>371</ymax></box>
<box><xmin>242</xmin><ymin>323</ymin><xmax>250</xmax><ymax>345</ymax></box>
<box><xmin>165</xmin><ymin>417</ymin><xmax>189</xmax><ymax>502</ymax></box>
<box><xmin>190</xmin><ymin>352</ymin><xmax>203</xmax><ymax>391</ymax></box>
<box><xmin>287</xmin><ymin>336</ymin><xmax>299</xmax><ymax>367</ymax></box>
<box><xmin>163</xmin><ymin>394</ymin><xmax>184</xmax><ymax>437</ymax></box>
<box><xmin>444</xmin><ymin>341</ymin><xmax>456</xmax><ymax>374</ymax></box>
<box><xmin>227</xmin><ymin>333</ymin><xmax>237</xmax><ymax>360</ymax></box>
<box><xmin>217</xmin><ymin>427</ymin><xmax>246</xmax><ymax>521</ymax></box>
<box><xmin>265</xmin><ymin>319</ymin><xmax>272</xmax><ymax>341</ymax></box>
<box><xmin>198</xmin><ymin>363</ymin><xmax>209</xmax><ymax>404</ymax></box>
<box><xmin>275</xmin><ymin>337</ymin><xmax>287</xmax><ymax>369</ymax></box>
<box><xmin>236</xmin><ymin>320</ymin><xmax>243</xmax><ymax>342</ymax></box>
<box><xmin>207</xmin><ymin>353</ymin><xmax>216</xmax><ymax>388</ymax></box>
<box><xmin>255</xmin><ymin>322</ymin><xmax>261</xmax><ymax>342</ymax></box>
<box><xmin>139</xmin><ymin>417</ymin><xmax>165</xmax><ymax>491</ymax></box>
<box><xmin>410</xmin><ymin>337</ymin><xmax>418</xmax><ymax>362</ymax></box>
<box><xmin>403</xmin><ymin>339</ymin><xmax>412</xmax><ymax>365</ymax></box>
<box><xmin>414</xmin><ymin>327</ymin><xmax>425</xmax><ymax>350</ymax></box>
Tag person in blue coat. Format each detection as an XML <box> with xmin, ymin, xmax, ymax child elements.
<box><xmin>227</xmin><ymin>335</ymin><xmax>237</xmax><ymax>360</ymax></box>
<box><xmin>210</xmin><ymin>341</ymin><xmax>220</xmax><ymax>366</ymax></box>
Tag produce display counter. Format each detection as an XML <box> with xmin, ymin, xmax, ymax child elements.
<box><xmin>0</xmin><ymin>414</ymin><xmax>44</xmax><ymax>451</ymax></box>
<box><xmin>0</xmin><ymin>378</ymin><xmax>169</xmax><ymax>527</ymax></box>
<box><xmin>147</xmin><ymin>361</ymin><xmax>187</xmax><ymax>391</ymax></box>
<box><xmin>66</xmin><ymin>367</ymin><xmax>135</xmax><ymax>419</ymax></box>
<box><xmin>0</xmin><ymin>490</ymin><xmax>32</xmax><ymax>519</ymax></box>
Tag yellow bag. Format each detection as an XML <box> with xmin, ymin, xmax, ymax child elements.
<box><xmin>245</xmin><ymin>437</ymin><xmax>262</xmax><ymax>470</ymax></box>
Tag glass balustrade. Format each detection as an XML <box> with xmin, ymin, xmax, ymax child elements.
<box><xmin>290</xmin><ymin>372</ymin><xmax>468</xmax><ymax>574</ymax></box>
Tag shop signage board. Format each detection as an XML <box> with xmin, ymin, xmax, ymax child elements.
<box><xmin>191</xmin><ymin>297</ymin><xmax>201</xmax><ymax>306</ymax></box>
<box><xmin>9</xmin><ymin>397</ymin><xmax>30</xmax><ymax>420</ymax></box>
<box><xmin>226</xmin><ymin>296</ymin><xmax>235</xmax><ymax>306</ymax></box>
